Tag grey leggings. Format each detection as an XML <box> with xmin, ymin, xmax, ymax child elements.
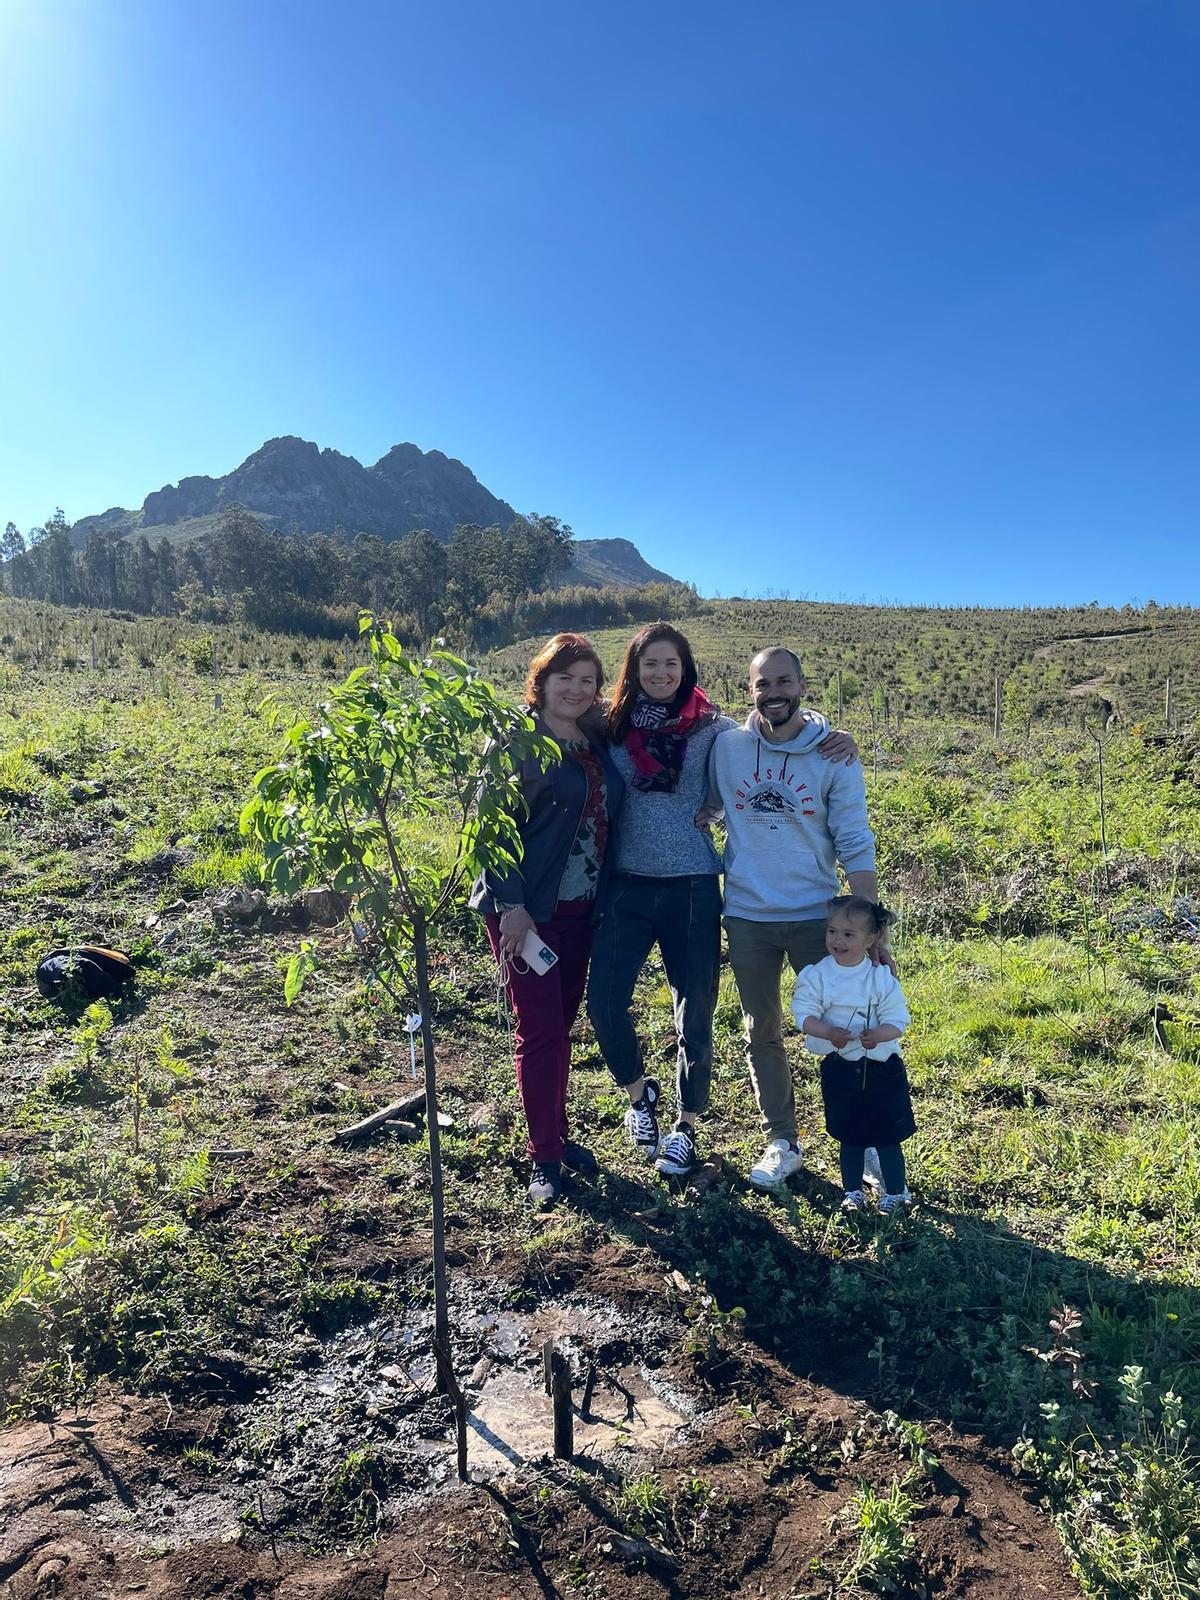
<box><xmin>840</xmin><ymin>1144</ymin><xmax>906</xmax><ymax>1194</ymax></box>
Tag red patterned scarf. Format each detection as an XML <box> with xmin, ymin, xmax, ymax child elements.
<box><xmin>624</xmin><ymin>687</ymin><xmax>719</xmax><ymax>793</ymax></box>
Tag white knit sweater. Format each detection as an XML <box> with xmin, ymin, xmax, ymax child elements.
<box><xmin>790</xmin><ymin>955</ymin><xmax>910</xmax><ymax>1061</ymax></box>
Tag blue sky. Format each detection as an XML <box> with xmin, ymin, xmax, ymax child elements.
<box><xmin>2</xmin><ymin>0</ymin><xmax>1197</xmax><ymax>605</ymax></box>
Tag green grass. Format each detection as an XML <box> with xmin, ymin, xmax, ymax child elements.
<box><xmin>484</xmin><ymin>594</ymin><xmax>1200</xmax><ymax>727</ymax></box>
<box><xmin>2</xmin><ymin>607</ymin><xmax>1199</xmax><ymax>1593</ymax></box>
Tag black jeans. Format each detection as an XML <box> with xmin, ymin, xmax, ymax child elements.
<box><xmin>586</xmin><ymin>873</ymin><xmax>722</xmax><ymax>1116</ymax></box>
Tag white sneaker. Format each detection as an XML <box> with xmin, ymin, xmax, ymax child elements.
<box><xmin>862</xmin><ymin>1148</ymin><xmax>883</xmax><ymax>1191</ymax></box>
<box><xmin>878</xmin><ymin>1190</ymin><xmax>912</xmax><ymax>1215</ymax></box>
<box><xmin>748</xmin><ymin>1139</ymin><xmax>802</xmax><ymax>1189</ymax></box>
<box><xmin>841</xmin><ymin>1189</ymin><xmax>866</xmax><ymax>1212</ymax></box>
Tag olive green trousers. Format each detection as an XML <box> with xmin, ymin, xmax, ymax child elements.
<box><xmin>724</xmin><ymin>915</ymin><xmax>827</xmax><ymax>1144</ymax></box>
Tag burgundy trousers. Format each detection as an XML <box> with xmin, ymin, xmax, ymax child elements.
<box><xmin>485</xmin><ymin>899</ymin><xmax>595</xmax><ymax>1164</ymax></box>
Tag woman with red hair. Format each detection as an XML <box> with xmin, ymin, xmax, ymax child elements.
<box><xmin>471</xmin><ymin>633</ymin><xmax>624</xmax><ymax>1207</ymax></box>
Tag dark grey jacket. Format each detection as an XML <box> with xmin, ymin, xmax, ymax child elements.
<box><xmin>469</xmin><ymin>716</ymin><xmax>625</xmax><ymax>925</ymax></box>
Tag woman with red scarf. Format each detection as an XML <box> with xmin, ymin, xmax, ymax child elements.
<box><xmin>585</xmin><ymin>624</ymin><xmax>738</xmax><ymax>1180</ymax></box>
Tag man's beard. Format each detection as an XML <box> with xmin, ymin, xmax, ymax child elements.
<box><xmin>756</xmin><ymin>694</ymin><xmax>801</xmax><ymax>726</ymax></box>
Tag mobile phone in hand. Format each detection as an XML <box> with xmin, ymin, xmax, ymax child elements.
<box><xmin>520</xmin><ymin>928</ymin><xmax>558</xmax><ymax>976</ymax></box>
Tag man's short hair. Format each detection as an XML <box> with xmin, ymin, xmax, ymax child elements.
<box><xmin>751</xmin><ymin>646</ymin><xmax>805</xmax><ymax>681</ymax></box>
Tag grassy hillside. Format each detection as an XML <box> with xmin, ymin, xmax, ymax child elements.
<box><xmin>1</xmin><ymin>599</ymin><xmax>1199</xmax><ymax>1596</ymax></box>
<box><xmin>485</xmin><ymin>597</ymin><xmax>1200</xmax><ymax>728</ymax></box>
<box><xmin>4</xmin><ymin>591</ymin><xmax>1195</xmax><ymax>730</ymax></box>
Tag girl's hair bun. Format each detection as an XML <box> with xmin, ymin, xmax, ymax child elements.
<box><xmin>826</xmin><ymin>895</ymin><xmax>897</xmax><ymax>935</ymax></box>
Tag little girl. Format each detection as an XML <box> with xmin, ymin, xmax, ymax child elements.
<box><xmin>790</xmin><ymin>896</ymin><xmax>914</xmax><ymax>1214</ymax></box>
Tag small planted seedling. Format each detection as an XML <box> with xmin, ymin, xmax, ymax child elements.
<box><xmin>241</xmin><ymin>614</ymin><xmax>557</xmax><ymax>1482</ymax></box>
<box><xmin>836</xmin><ymin>1474</ymin><xmax>919</xmax><ymax>1593</ymax></box>
<box><xmin>610</xmin><ymin>1471</ymin><xmax>670</xmax><ymax>1539</ymax></box>
<box><xmin>881</xmin><ymin>1409</ymin><xmax>940</xmax><ymax>1477</ymax></box>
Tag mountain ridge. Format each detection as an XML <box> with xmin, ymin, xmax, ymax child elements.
<box><xmin>71</xmin><ymin>436</ymin><xmax>675</xmax><ymax>589</ymax></box>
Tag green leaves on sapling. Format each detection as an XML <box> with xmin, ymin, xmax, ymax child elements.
<box><xmin>240</xmin><ymin>613</ymin><xmax>556</xmax><ymax>1004</ymax></box>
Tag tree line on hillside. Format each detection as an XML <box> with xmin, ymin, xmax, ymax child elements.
<box><xmin>0</xmin><ymin>508</ymin><xmax>699</xmax><ymax>650</ymax></box>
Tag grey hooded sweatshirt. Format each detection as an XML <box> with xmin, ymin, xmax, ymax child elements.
<box><xmin>707</xmin><ymin>710</ymin><xmax>876</xmax><ymax>922</ymax></box>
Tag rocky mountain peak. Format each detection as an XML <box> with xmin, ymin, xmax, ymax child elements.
<box><xmin>70</xmin><ymin>435</ymin><xmax>674</xmax><ymax>587</ymax></box>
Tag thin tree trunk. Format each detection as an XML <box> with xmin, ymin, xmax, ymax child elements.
<box><xmin>413</xmin><ymin>910</ymin><xmax>468</xmax><ymax>1481</ymax></box>
<box><xmin>1088</xmin><ymin>731</ymin><xmax>1110</xmax><ymax>895</ymax></box>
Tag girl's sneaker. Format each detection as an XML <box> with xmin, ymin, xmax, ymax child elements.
<box><xmin>878</xmin><ymin>1190</ymin><xmax>912</xmax><ymax>1215</ymax></box>
<box><xmin>841</xmin><ymin>1189</ymin><xmax>866</xmax><ymax>1212</ymax></box>
<box><xmin>655</xmin><ymin>1122</ymin><xmax>699</xmax><ymax>1178</ymax></box>
<box><xmin>624</xmin><ymin>1078</ymin><xmax>661</xmax><ymax>1160</ymax></box>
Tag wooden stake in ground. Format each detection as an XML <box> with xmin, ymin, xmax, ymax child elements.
<box><xmin>542</xmin><ymin>1340</ymin><xmax>573</xmax><ymax>1460</ymax></box>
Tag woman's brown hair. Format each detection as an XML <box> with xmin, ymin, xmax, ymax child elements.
<box><xmin>524</xmin><ymin>632</ymin><xmax>604</xmax><ymax>711</ymax></box>
<box><xmin>607</xmin><ymin>623</ymin><xmax>699</xmax><ymax>743</ymax></box>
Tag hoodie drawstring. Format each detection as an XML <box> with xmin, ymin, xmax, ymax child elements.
<box><xmin>753</xmin><ymin>736</ymin><xmax>791</xmax><ymax>786</ymax></box>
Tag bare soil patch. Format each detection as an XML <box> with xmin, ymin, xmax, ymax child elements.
<box><xmin>2</xmin><ymin>1246</ymin><xmax>1079</xmax><ymax>1600</ymax></box>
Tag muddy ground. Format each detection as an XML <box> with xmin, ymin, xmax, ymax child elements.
<box><xmin>2</xmin><ymin>1291</ymin><xmax>1078</xmax><ymax>1600</ymax></box>
<box><xmin>2</xmin><ymin>1192</ymin><xmax>1078</xmax><ymax>1599</ymax></box>
<box><xmin>1</xmin><ymin>880</ymin><xmax>1083</xmax><ymax>1599</ymax></box>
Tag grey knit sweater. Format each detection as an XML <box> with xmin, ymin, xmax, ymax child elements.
<box><xmin>609</xmin><ymin>715</ymin><xmax>737</xmax><ymax>877</ymax></box>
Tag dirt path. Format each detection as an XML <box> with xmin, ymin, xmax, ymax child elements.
<box><xmin>1031</xmin><ymin>626</ymin><xmax>1161</xmax><ymax>664</ymax></box>
<box><xmin>1065</xmin><ymin>674</ymin><xmax>1112</xmax><ymax>699</ymax></box>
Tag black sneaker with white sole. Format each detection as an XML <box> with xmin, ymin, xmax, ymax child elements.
<box><xmin>623</xmin><ymin>1077</ymin><xmax>661</xmax><ymax>1159</ymax></box>
<box><xmin>655</xmin><ymin>1121</ymin><xmax>699</xmax><ymax>1178</ymax></box>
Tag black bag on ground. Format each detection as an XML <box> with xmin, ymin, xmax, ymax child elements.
<box><xmin>36</xmin><ymin>946</ymin><xmax>135</xmax><ymax>1001</ymax></box>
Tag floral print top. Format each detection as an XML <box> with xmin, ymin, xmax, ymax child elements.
<box><xmin>557</xmin><ymin>743</ymin><xmax>609</xmax><ymax>902</ymax></box>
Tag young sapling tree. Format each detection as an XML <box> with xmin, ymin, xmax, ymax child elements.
<box><xmin>241</xmin><ymin>615</ymin><xmax>557</xmax><ymax>1479</ymax></box>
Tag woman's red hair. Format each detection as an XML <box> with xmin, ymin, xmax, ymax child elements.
<box><xmin>524</xmin><ymin>632</ymin><xmax>604</xmax><ymax>711</ymax></box>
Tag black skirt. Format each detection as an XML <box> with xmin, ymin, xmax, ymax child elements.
<box><xmin>820</xmin><ymin>1052</ymin><xmax>916</xmax><ymax>1147</ymax></box>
